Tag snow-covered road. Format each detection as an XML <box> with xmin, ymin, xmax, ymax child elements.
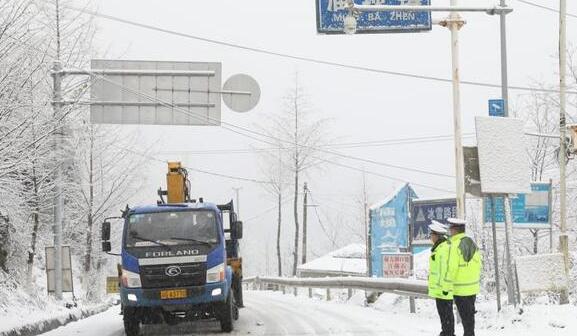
<box><xmin>39</xmin><ymin>290</ymin><xmax>576</xmax><ymax>336</ymax></box>
<box><xmin>40</xmin><ymin>290</ymin><xmax>435</xmax><ymax>336</ymax></box>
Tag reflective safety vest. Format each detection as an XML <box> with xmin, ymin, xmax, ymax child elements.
<box><xmin>428</xmin><ymin>238</ymin><xmax>453</xmax><ymax>300</ymax></box>
<box><xmin>443</xmin><ymin>233</ymin><xmax>482</xmax><ymax>296</ymax></box>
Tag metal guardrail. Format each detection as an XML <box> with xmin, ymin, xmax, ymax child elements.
<box><xmin>243</xmin><ymin>276</ymin><xmax>429</xmax><ymax>312</ymax></box>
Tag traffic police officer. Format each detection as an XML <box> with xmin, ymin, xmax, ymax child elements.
<box><xmin>428</xmin><ymin>220</ymin><xmax>454</xmax><ymax>336</ymax></box>
<box><xmin>443</xmin><ymin>218</ymin><xmax>482</xmax><ymax>336</ymax></box>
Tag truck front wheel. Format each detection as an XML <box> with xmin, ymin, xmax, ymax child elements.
<box><xmin>219</xmin><ymin>293</ymin><xmax>237</xmax><ymax>332</ymax></box>
<box><xmin>123</xmin><ymin>309</ymin><xmax>141</xmax><ymax>336</ymax></box>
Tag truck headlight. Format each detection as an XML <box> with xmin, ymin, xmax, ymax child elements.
<box><xmin>121</xmin><ymin>269</ymin><xmax>142</xmax><ymax>288</ymax></box>
<box><xmin>206</xmin><ymin>263</ymin><xmax>225</xmax><ymax>283</ymax></box>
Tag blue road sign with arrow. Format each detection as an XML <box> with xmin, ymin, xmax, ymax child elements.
<box><xmin>488</xmin><ymin>99</ymin><xmax>505</xmax><ymax>117</ymax></box>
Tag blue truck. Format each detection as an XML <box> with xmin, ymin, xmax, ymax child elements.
<box><xmin>101</xmin><ymin>162</ymin><xmax>243</xmax><ymax>335</ymax></box>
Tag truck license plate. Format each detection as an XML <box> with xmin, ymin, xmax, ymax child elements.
<box><xmin>160</xmin><ymin>289</ymin><xmax>187</xmax><ymax>300</ymax></box>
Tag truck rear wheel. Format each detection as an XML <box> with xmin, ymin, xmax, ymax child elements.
<box><xmin>123</xmin><ymin>309</ymin><xmax>140</xmax><ymax>336</ymax></box>
<box><xmin>234</xmin><ymin>276</ymin><xmax>244</xmax><ymax>308</ymax></box>
<box><xmin>219</xmin><ymin>293</ymin><xmax>236</xmax><ymax>332</ymax></box>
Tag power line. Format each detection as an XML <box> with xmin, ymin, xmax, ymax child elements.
<box><xmin>325</xmin><ymin>145</ymin><xmax>454</xmax><ymax>178</ymax></box>
<box><xmin>159</xmin><ymin>133</ymin><xmax>476</xmax><ymax>155</ymax></box>
<box><xmin>243</xmin><ymin>197</ymin><xmax>293</xmax><ymax>222</ymax></box>
<box><xmin>63</xmin><ymin>4</ymin><xmax>577</xmax><ymax>95</ymax></box>
<box><xmin>311</xmin><ymin>194</ymin><xmax>362</xmax><ymax>211</ymax></box>
<box><xmin>320</xmin><ymin>133</ymin><xmax>476</xmax><ymax>149</ymax></box>
<box><xmin>308</xmin><ymin>191</ymin><xmax>339</xmax><ymax>249</ymax></box>
<box><xmin>188</xmin><ymin>166</ymin><xmax>272</xmax><ymax>185</ymax></box>
<box><xmin>311</xmin><ymin>155</ymin><xmax>455</xmax><ymax>194</ymax></box>
<box><xmin>515</xmin><ymin>0</ymin><xmax>577</xmax><ymax>19</ymax></box>
<box><xmin>119</xmin><ymin>141</ymin><xmax>453</xmax><ymax>193</ymax></box>
<box><xmin>113</xmin><ymin>144</ymin><xmax>273</xmax><ymax>184</ymax></box>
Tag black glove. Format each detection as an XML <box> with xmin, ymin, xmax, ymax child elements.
<box><xmin>442</xmin><ymin>291</ymin><xmax>449</xmax><ymax>296</ymax></box>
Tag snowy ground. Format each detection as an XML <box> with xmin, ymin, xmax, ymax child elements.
<box><xmin>36</xmin><ymin>290</ymin><xmax>576</xmax><ymax>336</ymax></box>
<box><xmin>0</xmin><ymin>270</ymin><xmax>111</xmax><ymax>335</ymax></box>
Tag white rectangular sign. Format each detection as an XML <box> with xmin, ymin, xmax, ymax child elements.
<box><xmin>516</xmin><ymin>253</ymin><xmax>568</xmax><ymax>293</ymax></box>
<box><xmin>382</xmin><ymin>253</ymin><xmax>411</xmax><ymax>278</ymax></box>
<box><xmin>45</xmin><ymin>246</ymin><xmax>74</xmax><ymax>293</ymax></box>
<box><xmin>475</xmin><ymin>117</ymin><xmax>531</xmax><ymax>194</ymax></box>
<box><xmin>90</xmin><ymin>59</ymin><xmax>222</xmax><ymax>126</ymax></box>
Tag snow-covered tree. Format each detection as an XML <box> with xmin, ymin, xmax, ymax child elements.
<box><xmin>259</xmin><ymin>75</ymin><xmax>332</xmax><ymax>275</ymax></box>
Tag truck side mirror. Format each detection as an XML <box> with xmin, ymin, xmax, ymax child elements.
<box><xmin>102</xmin><ymin>241</ymin><xmax>111</xmax><ymax>253</ymax></box>
<box><xmin>231</xmin><ymin>220</ymin><xmax>243</xmax><ymax>240</ymax></box>
<box><xmin>101</xmin><ymin>221</ymin><xmax>111</xmax><ymax>241</ymax></box>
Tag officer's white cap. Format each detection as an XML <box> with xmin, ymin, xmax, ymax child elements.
<box><xmin>447</xmin><ymin>218</ymin><xmax>467</xmax><ymax>226</ymax></box>
<box><xmin>429</xmin><ymin>220</ymin><xmax>448</xmax><ymax>235</ymax></box>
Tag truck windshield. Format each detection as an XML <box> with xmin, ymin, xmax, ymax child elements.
<box><xmin>125</xmin><ymin>210</ymin><xmax>218</xmax><ymax>247</ymax></box>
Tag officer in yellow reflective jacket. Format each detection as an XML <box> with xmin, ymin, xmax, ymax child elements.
<box><xmin>443</xmin><ymin>218</ymin><xmax>482</xmax><ymax>336</ymax></box>
<box><xmin>428</xmin><ymin>220</ymin><xmax>454</xmax><ymax>336</ymax></box>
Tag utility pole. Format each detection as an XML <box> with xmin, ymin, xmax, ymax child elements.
<box><xmin>499</xmin><ymin>0</ymin><xmax>510</xmax><ymax>118</ymax></box>
<box><xmin>503</xmin><ymin>195</ymin><xmax>517</xmax><ymax>305</ymax></box>
<box><xmin>51</xmin><ymin>0</ymin><xmax>64</xmax><ymax>301</ymax></box>
<box><xmin>52</xmin><ymin>63</ymin><xmax>64</xmax><ymax>300</ymax></box>
<box><xmin>301</xmin><ymin>182</ymin><xmax>309</xmax><ymax>265</ymax></box>
<box><xmin>498</xmin><ymin>0</ymin><xmax>517</xmax><ymax>307</ymax></box>
<box><xmin>276</xmin><ymin>146</ymin><xmax>283</xmax><ymax>277</ymax></box>
<box><xmin>489</xmin><ymin>197</ymin><xmax>502</xmax><ymax>311</ymax></box>
<box><xmin>446</xmin><ymin>0</ymin><xmax>466</xmax><ymax>219</ymax></box>
<box><xmin>232</xmin><ymin>187</ymin><xmax>242</xmax><ymax>217</ymax></box>
<box><xmin>362</xmin><ymin>170</ymin><xmax>370</xmax><ymax>277</ymax></box>
<box><xmin>558</xmin><ymin>0</ymin><xmax>570</xmax><ymax>305</ymax></box>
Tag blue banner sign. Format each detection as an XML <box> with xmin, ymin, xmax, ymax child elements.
<box><xmin>315</xmin><ymin>0</ymin><xmax>432</xmax><ymax>34</ymax></box>
<box><xmin>369</xmin><ymin>184</ymin><xmax>416</xmax><ymax>277</ymax></box>
<box><xmin>411</xmin><ymin>198</ymin><xmax>457</xmax><ymax>245</ymax></box>
<box><xmin>484</xmin><ymin>182</ymin><xmax>551</xmax><ymax>229</ymax></box>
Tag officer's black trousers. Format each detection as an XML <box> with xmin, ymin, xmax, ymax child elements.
<box><xmin>454</xmin><ymin>295</ymin><xmax>476</xmax><ymax>336</ymax></box>
<box><xmin>435</xmin><ymin>298</ymin><xmax>454</xmax><ymax>336</ymax></box>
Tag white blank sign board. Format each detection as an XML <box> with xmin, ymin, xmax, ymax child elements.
<box><xmin>90</xmin><ymin>59</ymin><xmax>222</xmax><ymax>126</ymax></box>
<box><xmin>45</xmin><ymin>246</ymin><xmax>74</xmax><ymax>293</ymax></box>
<box><xmin>516</xmin><ymin>253</ymin><xmax>568</xmax><ymax>293</ymax></box>
<box><xmin>475</xmin><ymin>117</ymin><xmax>531</xmax><ymax>194</ymax></box>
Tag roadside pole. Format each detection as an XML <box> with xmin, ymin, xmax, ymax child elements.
<box><xmin>490</xmin><ymin>196</ymin><xmax>502</xmax><ymax>311</ymax></box>
<box><xmin>302</xmin><ymin>183</ymin><xmax>309</xmax><ymax>264</ymax></box>
<box><xmin>52</xmin><ymin>61</ymin><xmax>64</xmax><ymax>301</ymax></box>
<box><xmin>498</xmin><ymin>0</ymin><xmax>517</xmax><ymax>307</ymax></box>
<box><xmin>558</xmin><ymin>0</ymin><xmax>569</xmax><ymax>305</ymax></box>
<box><xmin>448</xmin><ymin>0</ymin><xmax>466</xmax><ymax>219</ymax></box>
<box><xmin>502</xmin><ymin>195</ymin><xmax>516</xmax><ymax>305</ymax></box>
<box><xmin>368</xmin><ymin>210</ymin><xmax>372</xmax><ymax>277</ymax></box>
<box><xmin>51</xmin><ymin>0</ymin><xmax>64</xmax><ymax>301</ymax></box>
<box><xmin>499</xmin><ymin>0</ymin><xmax>510</xmax><ymax>117</ymax></box>
<box><xmin>408</xmin><ymin>195</ymin><xmax>415</xmax><ymax>314</ymax></box>
<box><xmin>363</xmin><ymin>171</ymin><xmax>370</xmax><ymax>278</ymax></box>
